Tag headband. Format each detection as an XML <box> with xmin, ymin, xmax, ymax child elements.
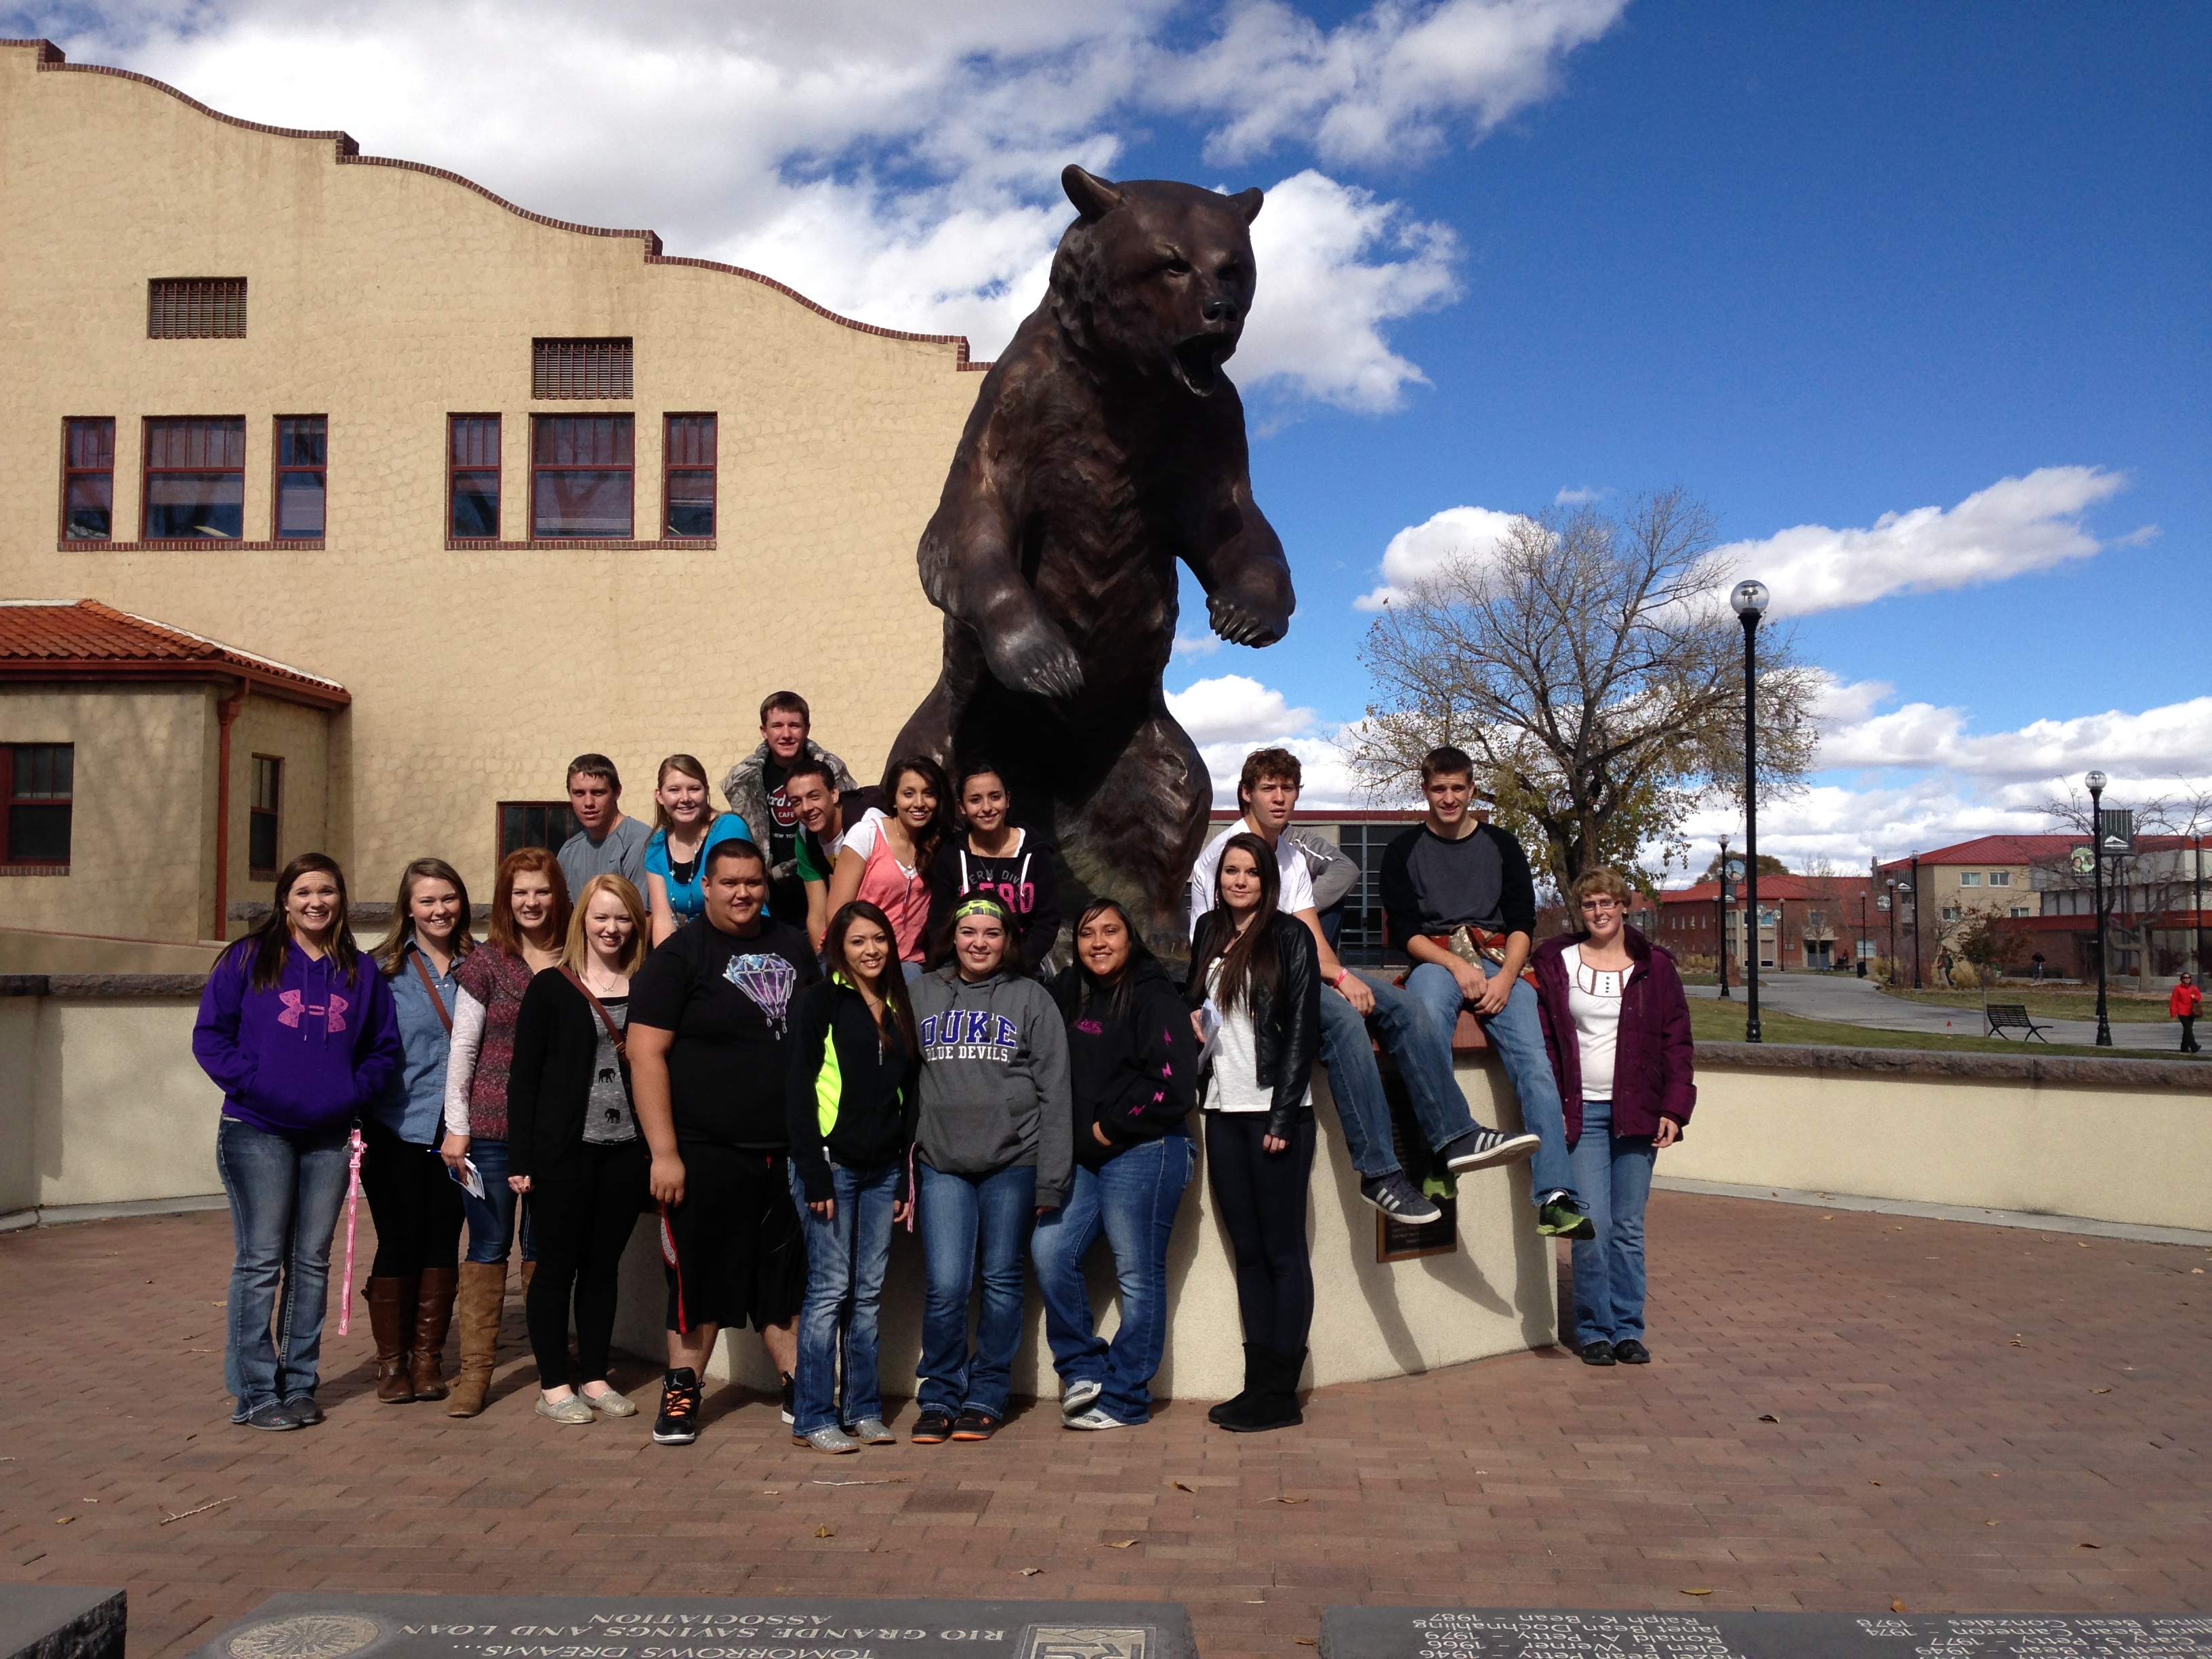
<box><xmin>952</xmin><ymin>895</ymin><xmax>1010</xmax><ymax>927</ymax></box>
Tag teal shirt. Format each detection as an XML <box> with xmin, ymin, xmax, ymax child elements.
<box><xmin>646</xmin><ymin>814</ymin><xmax>760</xmax><ymax>921</ymax></box>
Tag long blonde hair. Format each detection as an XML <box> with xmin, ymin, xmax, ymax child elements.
<box><xmin>561</xmin><ymin>874</ymin><xmax>649</xmax><ymax>976</ymax></box>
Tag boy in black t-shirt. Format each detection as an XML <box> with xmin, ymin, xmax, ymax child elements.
<box><xmin>720</xmin><ymin>691</ymin><xmax>861</xmax><ymax>927</ymax></box>
<box><xmin>628</xmin><ymin>838</ymin><xmax>821</xmax><ymax>1444</ymax></box>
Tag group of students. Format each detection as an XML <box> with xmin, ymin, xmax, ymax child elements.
<box><xmin>190</xmin><ymin>693</ymin><xmax>1697</xmax><ymax>1447</ymax></box>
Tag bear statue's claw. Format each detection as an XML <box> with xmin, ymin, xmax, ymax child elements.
<box><xmin>1208</xmin><ymin>593</ymin><xmax>1283</xmax><ymax>648</ymax></box>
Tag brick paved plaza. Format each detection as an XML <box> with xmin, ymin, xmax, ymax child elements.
<box><xmin>3</xmin><ymin>1193</ymin><xmax>2207</xmax><ymax>1658</ymax></box>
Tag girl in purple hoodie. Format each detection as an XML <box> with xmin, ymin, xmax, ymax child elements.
<box><xmin>194</xmin><ymin>853</ymin><xmax>401</xmax><ymax>1431</ymax></box>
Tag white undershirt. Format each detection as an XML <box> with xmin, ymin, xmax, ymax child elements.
<box><xmin>1202</xmin><ymin>960</ymin><xmax>1311</xmax><ymax>1114</ymax></box>
<box><xmin>1563</xmin><ymin>943</ymin><xmax>1624</xmax><ymax>1099</ymax></box>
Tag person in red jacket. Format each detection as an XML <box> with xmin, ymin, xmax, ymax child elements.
<box><xmin>1531</xmin><ymin>865</ymin><xmax>1696</xmax><ymax>1367</ymax></box>
<box><xmin>2171</xmin><ymin>973</ymin><xmax>2202</xmax><ymax>1054</ymax></box>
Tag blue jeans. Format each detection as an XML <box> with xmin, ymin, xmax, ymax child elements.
<box><xmin>1404</xmin><ymin>964</ymin><xmax>1578</xmax><ymax>1209</ymax></box>
<box><xmin>786</xmin><ymin>1160</ymin><xmax>901</xmax><ymax>1434</ymax></box>
<box><xmin>460</xmin><ymin>1136</ymin><xmax>535</xmax><ymax>1265</ymax></box>
<box><xmin>1566</xmin><ymin>1097</ymin><xmax>1656</xmax><ymax>1345</ymax></box>
<box><xmin>216</xmin><ymin>1115</ymin><xmax>351</xmax><ymax>1416</ymax></box>
<box><xmin>1317</xmin><ymin>972</ymin><xmax>1479</xmax><ymax>1177</ymax></box>
<box><xmin>916</xmin><ymin>1160</ymin><xmax>1036</xmax><ymax>1418</ymax></box>
<box><xmin>1031</xmin><ymin>1134</ymin><xmax>1195</xmax><ymax>1423</ymax></box>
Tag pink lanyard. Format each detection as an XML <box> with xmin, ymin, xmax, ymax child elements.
<box><xmin>335</xmin><ymin>1124</ymin><xmax>365</xmax><ymax>1335</ymax></box>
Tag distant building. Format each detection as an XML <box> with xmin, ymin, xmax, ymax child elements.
<box><xmin>1652</xmin><ymin>872</ymin><xmax>1881</xmax><ymax>974</ymax></box>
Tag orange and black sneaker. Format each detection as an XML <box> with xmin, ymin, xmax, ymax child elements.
<box><xmin>949</xmin><ymin>1408</ymin><xmax>1000</xmax><ymax>1441</ymax></box>
<box><xmin>909</xmin><ymin>1408</ymin><xmax>954</xmax><ymax>1444</ymax></box>
<box><xmin>653</xmin><ymin>1367</ymin><xmax>701</xmax><ymax>1445</ymax></box>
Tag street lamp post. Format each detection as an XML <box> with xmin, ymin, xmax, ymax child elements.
<box><xmin>1716</xmin><ymin>832</ymin><xmax>1732</xmax><ymax>999</ymax></box>
<box><xmin>1883</xmin><ymin>876</ymin><xmax>1898</xmax><ymax>974</ymax></box>
<box><xmin>2087</xmin><ymin>769</ymin><xmax>2112</xmax><ymax>1048</ymax></box>
<box><xmin>1732</xmin><ymin>579</ymin><xmax>1769</xmax><ymax>1044</ymax></box>
<box><xmin>1910</xmin><ymin>855</ymin><xmax>1923</xmax><ymax>989</ymax></box>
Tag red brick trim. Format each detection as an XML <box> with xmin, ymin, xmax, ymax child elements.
<box><xmin>60</xmin><ymin>540</ymin><xmax>323</xmax><ymax>552</ymax></box>
<box><xmin>445</xmin><ymin>537</ymin><xmax>717</xmax><ymax>552</ymax></box>
<box><xmin>7</xmin><ymin>39</ymin><xmax>992</xmax><ymax>372</ymax></box>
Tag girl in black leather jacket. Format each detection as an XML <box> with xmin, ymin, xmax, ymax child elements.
<box><xmin>1187</xmin><ymin>831</ymin><xmax>1321</xmax><ymax>1432</ymax></box>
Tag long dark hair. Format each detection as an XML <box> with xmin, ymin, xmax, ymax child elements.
<box><xmin>1193</xmin><ymin>832</ymin><xmax>1282</xmax><ymax>1017</ymax></box>
<box><xmin>825</xmin><ymin>899</ymin><xmax>918</xmax><ymax>1051</ymax></box>
<box><xmin>952</xmin><ymin>759</ymin><xmax>1012</xmax><ymax>833</ymax></box>
<box><xmin>879</xmin><ymin>753</ymin><xmax>952</xmax><ymax>870</ymax></box>
<box><xmin>378</xmin><ymin>857</ymin><xmax>475</xmax><ymax>977</ymax></box>
<box><xmin>241</xmin><ymin>853</ymin><xmax>363</xmax><ymax>991</ymax></box>
<box><xmin>1063</xmin><ymin>897</ymin><xmax>1157</xmax><ymax>1023</ymax></box>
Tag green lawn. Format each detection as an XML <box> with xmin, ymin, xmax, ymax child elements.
<box><xmin>1686</xmin><ymin>996</ymin><xmax>2205</xmax><ymax>1061</ymax></box>
<box><xmin>1877</xmin><ymin>985</ymin><xmax>2171</xmax><ymax>1023</ymax></box>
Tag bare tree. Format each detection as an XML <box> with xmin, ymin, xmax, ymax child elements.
<box><xmin>1349</xmin><ymin>489</ymin><xmax>1821</xmax><ymax>887</ymax></box>
<box><xmin>2035</xmin><ymin>781</ymin><xmax>2212</xmax><ymax>983</ymax></box>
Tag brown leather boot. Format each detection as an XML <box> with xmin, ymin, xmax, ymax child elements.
<box><xmin>445</xmin><ymin>1261</ymin><xmax>506</xmax><ymax>1417</ymax></box>
<box><xmin>367</xmin><ymin>1275</ymin><xmax>417</xmax><ymax>1403</ymax></box>
<box><xmin>411</xmin><ymin>1267</ymin><xmax>457</xmax><ymax>1400</ymax></box>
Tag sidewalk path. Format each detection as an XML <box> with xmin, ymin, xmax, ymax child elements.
<box><xmin>1</xmin><ymin>1200</ymin><xmax>2205</xmax><ymax>1658</ymax></box>
<box><xmin>1689</xmin><ymin>972</ymin><xmax>2186</xmax><ymax>1050</ymax></box>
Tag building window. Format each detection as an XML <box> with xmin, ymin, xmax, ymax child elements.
<box><xmin>2</xmin><ymin>744</ymin><xmax>73</xmax><ymax>866</ymax></box>
<box><xmin>531</xmin><ymin>415</ymin><xmax>632</xmax><ymax>538</ymax></box>
<box><xmin>1958</xmin><ymin>872</ymin><xmax>1982</xmax><ymax>887</ymax></box>
<box><xmin>148</xmin><ymin>278</ymin><xmax>247</xmax><ymax>339</ymax></box>
<box><xmin>1988</xmin><ymin>871</ymin><xmax>2011</xmax><ymax>888</ymax></box>
<box><xmin>2011</xmin><ymin>906</ymin><xmax>2032</xmax><ymax>918</ymax></box>
<box><xmin>62</xmin><ymin>418</ymin><xmax>115</xmax><ymax>541</ymax></box>
<box><xmin>664</xmin><ymin>413</ymin><xmax>716</xmax><ymax>537</ymax></box>
<box><xmin>532</xmin><ymin>337</ymin><xmax>632</xmax><ymax>400</ymax></box>
<box><xmin>449</xmin><ymin>415</ymin><xmax>501</xmax><ymax>537</ymax></box>
<box><xmin>249</xmin><ymin>756</ymin><xmax>282</xmax><ymax>878</ymax></box>
<box><xmin>1808</xmin><ymin>909</ymin><xmax>1825</xmax><ymax>929</ymax></box>
<box><xmin>143</xmin><ymin>417</ymin><xmax>246</xmax><ymax>539</ymax></box>
<box><xmin>273</xmin><ymin>417</ymin><xmax>327</xmax><ymax>540</ymax></box>
<box><xmin>499</xmin><ymin>801</ymin><xmax>577</xmax><ymax>860</ymax></box>
<box><xmin>1941</xmin><ymin>905</ymin><xmax>1962</xmax><ymax>922</ymax></box>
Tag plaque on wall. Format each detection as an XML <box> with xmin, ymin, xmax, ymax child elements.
<box><xmin>1376</xmin><ymin>1071</ymin><xmax>1458</xmax><ymax>1263</ymax></box>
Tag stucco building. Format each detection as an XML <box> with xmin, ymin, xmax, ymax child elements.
<box><xmin>0</xmin><ymin>37</ymin><xmax>979</xmax><ymax>942</ymax></box>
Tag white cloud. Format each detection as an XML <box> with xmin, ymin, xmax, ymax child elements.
<box><xmin>1713</xmin><ymin>466</ymin><xmax>2142</xmax><ymax>617</ymax></box>
<box><xmin>31</xmin><ymin>0</ymin><xmax>1620</xmax><ymax>411</ymax></box>
<box><xmin>1353</xmin><ymin>504</ymin><xmax>1524</xmax><ymax>609</ymax></box>
<box><xmin>1818</xmin><ymin>689</ymin><xmax>2212</xmax><ymax>785</ymax></box>
<box><xmin>1166</xmin><ymin>674</ymin><xmax>1319</xmax><ymax>745</ymax></box>
<box><xmin>1554</xmin><ymin>484</ymin><xmax>1606</xmax><ymax>505</ymax></box>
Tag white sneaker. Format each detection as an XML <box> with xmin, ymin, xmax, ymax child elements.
<box><xmin>1063</xmin><ymin>1407</ymin><xmax>1134</xmax><ymax>1431</ymax></box>
<box><xmin>1061</xmin><ymin>1378</ymin><xmax>1104</xmax><ymax>1420</ymax></box>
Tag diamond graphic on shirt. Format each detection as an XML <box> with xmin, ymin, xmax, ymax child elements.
<box><xmin>723</xmin><ymin>951</ymin><xmax>798</xmax><ymax>1033</ymax></box>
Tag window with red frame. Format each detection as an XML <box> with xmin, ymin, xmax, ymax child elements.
<box><xmin>3</xmin><ymin>744</ymin><xmax>73</xmax><ymax>867</ymax></box>
<box><xmin>62</xmin><ymin>419</ymin><xmax>115</xmax><ymax>541</ymax></box>
<box><xmin>532</xmin><ymin>415</ymin><xmax>632</xmax><ymax>539</ymax></box>
<box><xmin>273</xmin><ymin>417</ymin><xmax>327</xmax><ymax>540</ymax></box>
<box><xmin>144</xmin><ymin>417</ymin><xmax>245</xmax><ymax>540</ymax></box>
<box><xmin>449</xmin><ymin>415</ymin><xmax>501</xmax><ymax>538</ymax></box>
<box><xmin>499</xmin><ymin>801</ymin><xmax>578</xmax><ymax>861</ymax></box>
<box><xmin>664</xmin><ymin>414</ymin><xmax>716</xmax><ymax>538</ymax></box>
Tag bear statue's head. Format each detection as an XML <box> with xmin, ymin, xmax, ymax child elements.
<box><xmin>1049</xmin><ymin>165</ymin><xmax>1263</xmax><ymax>398</ymax></box>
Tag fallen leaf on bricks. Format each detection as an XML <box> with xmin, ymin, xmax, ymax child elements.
<box><xmin>1868</xmin><ymin>1479</ymin><xmax>1881</xmax><ymax>1486</ymax></box>
<box><xmin>1105</xmin><ymin>1540</ymin><xmax>1139</xmax><ymax>1549</ymax></box>
<box><xmin>1758</xmin><ymin>1414</ymin><xmax>1780</xmax><ymax>1424</ymax></box>
<box><xmin>2079</xmin><ymin>1542</ymin><xmax>2102</xmax><ymax>1549</ymax></box>
<box><xmin>2009</xmin><ymin>1338</ymin><xmax>2024</xmax><ymax>1347</ymax></box>
<box><xmin>1275</xmin><ymin>1496</ymin><xmax>1309</xmax><ymax>1504</ymax></box>
<box><xmin>1986</xmin><ymin>1521</ymin><xmax>1999</xmax><ymax>1527</ymax></box>
<box><xmin>1172</xmin><ymin>1481</ymin><xmax>1194</xmax><ymax>1492</ymax></box>
<box><xmin>53</xmin><ymin>1517</ymin><xmax>74</xmax><ymax>1525</ymax></box>
<box><xmin>2193</xmin><ymin>1268</ymin><xmax>2205</xmax><ymax>1275</ymax></box>
<box><xmin>2091</xmin><ymin>1387</ymin><xmax>2112</xmax><ymax>1395</ymax></box>
<box><xmin>1295</xmin><ymin>1640</ymin><xmax>1319</xmax><ymax>1647</ymax></box>
<box><xmin>1020</xmin><ymin>1568</ymin><xmax>1043</xmax><ymax>1578</ymax></box>
<box><xmin>1680</xmin><ymin>1589</ymin><xmax>1713</xmax><ymax>1597</ymax></box>
<box><xmin>1891</xmin><ymin>1601</ymin><xmax>1908</xmax><ymax>1614</ymax></box>
<box><xmin>814</xmin><ymin>1525</ymin><xmax>834</xmax><ymax>1538</ymax></box>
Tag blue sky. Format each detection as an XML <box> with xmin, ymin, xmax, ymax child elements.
<box><xmin>16</xmin><ymin>0</ymin><xmax>2206</xmax><ymax>872</ymax></box>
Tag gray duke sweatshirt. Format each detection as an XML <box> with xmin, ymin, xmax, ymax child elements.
<box><xmin>908</xmin><ymin>966</ymin><xmax>1073</xmax><ymax>1208</ymax></box>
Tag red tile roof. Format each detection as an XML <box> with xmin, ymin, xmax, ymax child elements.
<box><xmin>0</xmin><ymin>600</ymin><xmax>348</xmax><ymax>706</ymax></box>
<box><xmin>1660</xmin><ymin>874</ymin><xmax>1878</xmax><ymax>904</ymax></box>
<box><xmin>1875</xmin><ymin>835</ymin><xmax>2074</xmax><ymax>869</ymax></box>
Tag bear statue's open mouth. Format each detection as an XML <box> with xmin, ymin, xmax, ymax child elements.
<box><xmin>1172</xmin><ymin>333</ymin><xmax>1235</xmax><ymax>395</ymax></box>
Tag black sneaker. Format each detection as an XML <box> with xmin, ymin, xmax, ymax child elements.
<box><xmin>779</xmin><ymin>1372</ymin><xmax>795</xmax><ymax>1426</ymax></box>
<box><xmin>1357</xmin><ymin>1170</ymin><xmax>1442</xmax><ymax>1225</ymax></box>
<box><xmin>910</xmin><ymin>1408</ymin><xmax>955</xmax><ymax>1444</ymax></box>
<box><xmin>1613</xmin><ymin>1339</ymin><xmax>1651</xmax><ymax>1365</ymax></box>
<box><xmin>1580</xmin><ymin>1340</ymin><xmax>1617</xmax><ymax>1366</ymax></box>
<box><xmin>244</xmin><ymin>1400</ymin><xmax>301</xmax><ymax>1431</ymax></box>
<box><xmin>1440</xmin><ymin>1126</ymin><xmax>1542</xmax><ymax>1172</ymax></box>
<box><xmin>281</xmin><ymin>1394</ymin><xmax>325</xmax><ymax>1427</ymax></box>
<box><xmin>949</xmin><ymin>1407</ymin><xmax>1000</xmax><ymax>1441</ymax></box>
<box><xmin>653</xmin><ymin>1368</ymin><xmax>702</xmax><ymax>1445</ymax></box>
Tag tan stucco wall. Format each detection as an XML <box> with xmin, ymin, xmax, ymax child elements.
<box><xmin>1658</xmin><ymin>1064</ymin><xmax>2212</xmax><ymax>1232</ymax></box>
<box><xmin>616</xmin><ymin>1058</ymin><xmax>1559</xmax><ymax>1399</ymax></box>
<box><xmin>0</xmin><ymin>684</ymin><xmax>213</xmax><ymax>939</ymax></box>
<box><xmin>1</xmin><ymin>43</ymin><xmax>976</xmax><ymax>930</ymax></box>
<box><xmin>226</xmin><ymin>692</ymin><xmax>333</xmax><ymax>903</ymax></box>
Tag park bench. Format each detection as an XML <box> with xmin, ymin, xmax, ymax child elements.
<box><xmin>1985</xmin><ymin>1002</ymin><xmax>2054</xmax><ymax>1042</ymax></box>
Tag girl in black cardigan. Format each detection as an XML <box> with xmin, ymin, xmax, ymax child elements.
<box><xmin>1187</xmin><ymin>832</ymin><xmax>1320</xmax><ymax>1433</ymax></box>
<box><xmin>507</xmin><ymin>874</ymin><xmax>652</xmax><ymax>1425</ymax></box>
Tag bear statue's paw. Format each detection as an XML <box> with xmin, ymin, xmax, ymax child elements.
<box><xmin>986</xmin><ymin>622</ymin><xmax>1088</xmax><ymax>701</ymax></box>
<box><xmin>1208</xmin><ymin>591</ymin><xmax>1286</xmax><ymax>648</ymax></box>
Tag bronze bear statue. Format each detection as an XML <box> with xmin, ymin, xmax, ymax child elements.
<box><xmin>891</xmin><ymin>164</ymin><xmax>1296</xmax><ymax>952</ymax></box>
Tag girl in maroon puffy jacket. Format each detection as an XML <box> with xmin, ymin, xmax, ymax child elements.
<box><xmin>1531</xmin><ymin>866</ymin><xmax>1695</xmax><ymax>1368</ymax></box>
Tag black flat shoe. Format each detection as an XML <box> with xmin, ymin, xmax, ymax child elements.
<box><xmin>1613</xmin><ymin>1339</ymin><xmax>1650</xmax><ymax>1365</ymax></box>
<box><xmin>1580</xmin><ymin>1340</ymin><xmax>1617</xmax><ymax>1366</ymax></box>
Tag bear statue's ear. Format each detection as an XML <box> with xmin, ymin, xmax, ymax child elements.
<box><xmin>1062</xmin><ymin>164</ymin><xmax>1124</xmax><ymax>222</ymax></box>
<box><xmin>1228</xmin><ymin>186</ymin><xmax>1263</xmax><ymax>225</ymax></box>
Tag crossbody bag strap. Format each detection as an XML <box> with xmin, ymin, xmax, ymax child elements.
<box><xmin>559</xmin><ymin>965</ymin><xmax>627</xmax><ymax>1058</ymax></box>
<box><xmin>408</xmin><ymin>949</ymin><xmax>455</xmax><ymax>1035</ymax></box>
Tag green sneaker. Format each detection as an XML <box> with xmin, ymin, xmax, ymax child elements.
<box><xmin>1537</xmin><ymin>1201</ymin><xmax>1596</xmax><ymax>1240</ymax></box>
